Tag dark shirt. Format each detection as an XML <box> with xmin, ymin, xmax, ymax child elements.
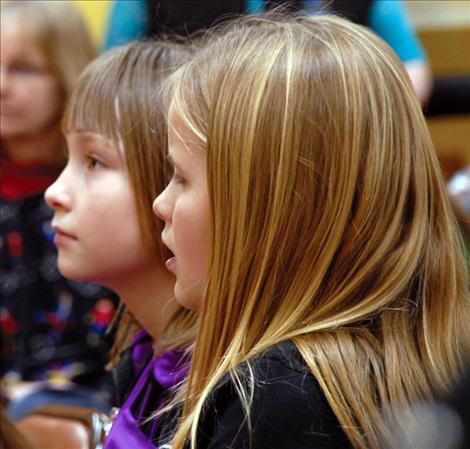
<box><xmin>157</xmin><ymin>340</ymin><xmax>351</xmax><ymax>449</ymax></box>
<box><xmin>1</xmin><ymin>162</ymin><xmax>118</xmax><ymax>383</ymax></box>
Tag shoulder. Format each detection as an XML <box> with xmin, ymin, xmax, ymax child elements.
<box><xmin>198</xmin><ymin>341</ymin><xmax>351</xmax><ymax>449</ymax></box>
<box><xmin>238</xmin><ymin>341</ymin><xmax>325</xmax><ymax>410</ymax></box>
<box><xmin>368</xmin><ymin>0</ymin><xmax>425</xmax><ymax>62</ymax></box>
<box><xmin>249</xmin><ymin>339</ymin><xmax>311</xmax><ymax>373</ymax></box>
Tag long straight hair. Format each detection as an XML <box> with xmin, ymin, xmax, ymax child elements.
<box><xmin>165</xmin><ymin>15</ymin><xmax>470</xmax><ymax>449</ymax></box>
<box><xmin>63</xmin><ymin>40</ymin><xmax>196</xmax><ymax>362</ymax></box>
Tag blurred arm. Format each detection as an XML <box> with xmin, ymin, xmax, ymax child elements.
<box><xmin>368</xmin><ymin>0</ymin><xmax>433</xmax><ymax>104</ymax></box>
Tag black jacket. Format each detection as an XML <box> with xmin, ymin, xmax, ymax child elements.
<box><xmin>157</xmin><ymin>340</ymin><xmax>351</xmax><ymax>448</ymax></box>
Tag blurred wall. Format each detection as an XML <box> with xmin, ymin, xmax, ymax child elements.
<box><xmin>72</xmin><ymin>0</ymin><xmax>113</xmax><ymax>47</ymax></box>
<box><xmin>405</xmin><ymin>0</ymin><xmax>470</xmax><ymax>175</ymax></box>
<box><xmin>406</xmin><ymin>0</ymin><xmax>470</xmax><ymax>77</ymax></box>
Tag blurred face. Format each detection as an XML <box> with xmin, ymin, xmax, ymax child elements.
<box><xmin>153</xmin><ymin>108</ymin><xmax>211</xmax><ymax>311</ymax></box>
<box><xmin>45</xmin><ymin>132</ymin><xmax>155</xmax><ymax>287</ymax></box>
<box><xmin>0</xmin><ymin>23</ymin><xmax>62</xmax><ymax>139</ymax></box>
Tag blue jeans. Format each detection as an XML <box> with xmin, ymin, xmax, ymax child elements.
<box><xmin>7</xmin><ymin>384</ymin><xmax>113</xmax><ymax>421</ymax></box>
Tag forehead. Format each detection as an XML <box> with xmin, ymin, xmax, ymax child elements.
<box><xmin>1</xmin><ymin>25</ymin><xmax>45</xmax><ymax>64</ymax></box>
<box><xmin>168</xmin><ymin>106</ymin><xmax>191</xmax><ymax>141</ymax></box>
<box><xmin>168</xmin><ymin>105</ymin><xmax>204</xmax><ymax>156</ymax></box>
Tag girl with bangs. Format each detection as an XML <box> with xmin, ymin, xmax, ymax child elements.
<box><xmin>45</xmin><ymin>41</ymin><xmax>196</xmax><ymax>448</ymax></box>
<box><xmin>153</xmin><ymin>15</ymin><xmax>470</xmax><ymax>449</ymax></box>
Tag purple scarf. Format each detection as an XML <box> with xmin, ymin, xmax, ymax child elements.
<box><xmin>104</xmin><ymin>332</ymin><xmax>188</xmax><ymax>449</ymax></box>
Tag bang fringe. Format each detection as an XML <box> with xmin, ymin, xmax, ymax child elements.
<box><xmin>62</xmin><ymin>50</ymin><xmax>121</xmax><ymax>141</ymax></box>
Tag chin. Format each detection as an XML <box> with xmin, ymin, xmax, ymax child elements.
<box><xmin>57</xmin><ymin>258</ymin><xmax>90</xmax><ymax>283</ymax></box>
<box><xmin>174</xmin><ymin>283</ymin><xmax>203</xmax><ymax>311</ymax></box>
<box><xmin>57</xmin><ymin>265</ymin><xmax>84</xmax><ymax>282</ymax></box>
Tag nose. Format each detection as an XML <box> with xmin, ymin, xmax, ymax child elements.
<box><xmin>153</xmin><ymin>187</ymin><xmax>171</xmax><ymax>223</ymax></box>
<box><xmin>44</xmin><ymin>169</ymin><xmax>72</xmax><ymax>212</ymax></box>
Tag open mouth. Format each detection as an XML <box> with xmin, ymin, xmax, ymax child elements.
<box><xmin>161</xmin><ymin>235</ymin><xmax>176</xmax><ymax>271</ymax></box>
<box><xmin>165</xmin><ymin>253</ymin><xmax>176</xmax><ymax>271</ymax></box>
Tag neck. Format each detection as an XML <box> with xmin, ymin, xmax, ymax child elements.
<box><xmin>2</xmin><ymin>126</ymin><xmax>63</xmax><ymax>164</ymax></box>
<box><xmin>112</xmin><ymin>262</ymin><xmax>177</xmax><ymax>342</ymax></box>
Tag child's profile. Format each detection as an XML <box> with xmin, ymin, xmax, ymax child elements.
<box><xmin>153</xmin><ymin>14</ymin><xmax>470</xmax><ymax>449</ymax></box>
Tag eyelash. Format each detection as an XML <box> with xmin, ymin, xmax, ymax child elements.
<box><xmin>172</xmin><ymin>171</ymin><xmax>185</xmax><ymax>184</ymax></box>
<box><xmin>85</xmin><ymin>155</ymin><xmax>104</xmax><ymax>170</ymax></box>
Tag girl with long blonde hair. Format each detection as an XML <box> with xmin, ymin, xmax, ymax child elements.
<box><xmin>153</xmin><ymin>14</ymin><xmax>470</xmax><ymax>449</ymax></box>
<box><xmin>45</xmin><ymin>40</ymin><xmax>195</xmax><ymax>447</ymax></box>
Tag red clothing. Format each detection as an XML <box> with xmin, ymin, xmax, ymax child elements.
<box><xmin>0</xmin><ymin>159</ymin><xmax>62</xmax><ymax>201</ymax></box>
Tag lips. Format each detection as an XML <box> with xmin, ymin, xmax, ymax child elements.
<box><xmin>52</xmin><ymin>224</ymin><xmax>77</xmax><ymax>246</ymax></box>
<box><xmin>161</xmin><ymin>236</ymin><xmax>176</xmax><ymax>271</ymax></box>
<box><xmin>165</xmin><ymin>256</ymin><xmax>176</xmax><ymax>271</ymax></box>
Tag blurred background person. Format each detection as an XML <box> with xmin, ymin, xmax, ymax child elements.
<box><xmin>0</xmin><ymin>0</ymin><xmax>118</xmax><ymax>422</ymax></box>
<box><xmin>103</xmin><ymin>0</ymin><xmax>432</xmax><ymax>104</ymax></box>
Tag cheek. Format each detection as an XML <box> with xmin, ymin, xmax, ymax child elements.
<box><xmin>89</xmin><ymin>188</ymin><xmax>139</xmax><ymax>240</ymax></box>
<box><xmin>69</xmin><ymin>187</ymin><xmax>149</xmax><ymax>281</ymax></box>
<box><xmin>173</xmin><ymin>200</ymin><xmax>211</xmax><ymax>283</ymax></box>
<box><xmin>19</xmin><ymin>78</ymin><xmax>62</xmax><ymax>123</ymax></box>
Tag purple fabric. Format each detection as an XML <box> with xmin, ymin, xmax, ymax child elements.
<box><xmin>104</xmin><ymin>360</ymin><xmax>157</xmax><ymax>449</ymax></box>
<box><xmin>104</xmin><ymin>333</ymin><xmax>188</xmax><ymax>449</ymax></box>
<box><xmin>131</xmin><ymin>330</ymin><xmax>153</xmax><ymax>375</ymax></box>
<box><xmin>154</xmin><ymin>350</ymin><xmax>188</xmax><ymax>389</ymax></box>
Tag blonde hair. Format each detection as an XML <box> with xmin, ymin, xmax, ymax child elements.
<box><xmin>63</xmin><ymin>40</ymin><xmax>196</xmax><ymax>363</ymax></box>
<box><xmin>1</xmin><ymin>0</ymin><xmax>96</xmax><ymax>163</ymax></box>
<box><xmin>165</xmin><ymin>15</ymin><xmax>470</xmax><ymax>449</ymax></box>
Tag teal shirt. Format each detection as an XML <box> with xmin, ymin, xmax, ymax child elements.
<box><xmin>368</xmin><ymin>0</ymin><xmax>425</xmax><ymax>62</ymax></box>
<box><xmin>103</xmin><ymin>0</ymin><xmax>425</xmax><ymax>64</ymax></box>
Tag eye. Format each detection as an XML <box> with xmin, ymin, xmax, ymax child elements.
<box><xmin>172</xmin><ymin>171</ymin><xmax>185</xmax><ymax>185</ymax></box>
<box><xmin>10</xmin><ymin>63</ymin><xmax>45</xmax><ymax>76</ymax></box>
<box><xmin>85</xmin><ymin>155</ymin><xmax>105</xmax><ymax>170</ymax></box>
